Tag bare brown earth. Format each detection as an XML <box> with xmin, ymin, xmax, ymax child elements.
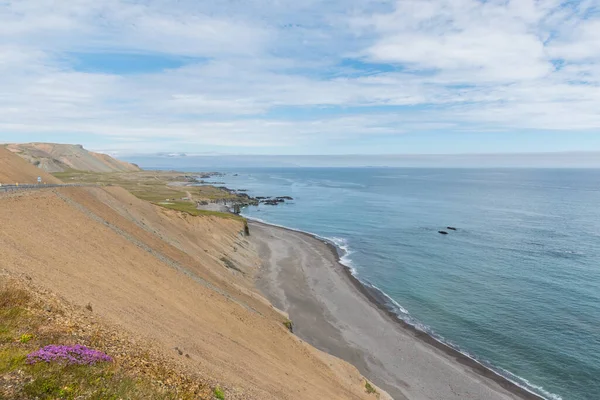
<box><xmin>6</xmin><ymin>143</ymin><xmax>140</xmax><ymax>173</ymax></box>
<box><xmin>0</xmin><ymin>184</ymin><xmax>388</xmax><ymax>399</ymax></box>
<box><xmin>0</xmin><ymin>147</ymin><xmax>62</xmax><ymax>184</ymax></box>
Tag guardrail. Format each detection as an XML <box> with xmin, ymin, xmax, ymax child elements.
<box><xmin>0</xmin><ymin>184</ymin><xmax>98</xmax><ymax>193</ymax></box>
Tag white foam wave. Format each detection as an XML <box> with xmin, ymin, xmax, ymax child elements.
<box><xmin>268</xmin><ymin>175</ymin><xmax>296</xmax><ymax>184</ymax></box>
<box><xmin>329</xmin><ymin>236</ymin><xmax>358</xmax><ymax>273</ymax></box>
<box><xmin>498</xmin><ymin>368</ymin><xmax>563</xmax><ymax>400</ymax></box>
<box><xmin>365</xmin><ymin>283</ymin><xmax>411</xmax><ymax>315</ymax></box>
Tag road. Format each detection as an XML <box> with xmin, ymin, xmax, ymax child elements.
<box><xmin>0</xmin><ymin>184</ymin><xmax>97</xmax><ymax>193</ymax></box>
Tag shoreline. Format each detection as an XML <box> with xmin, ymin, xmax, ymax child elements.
<box><xmin>248</xmin><ymin>218</ymin><xmax>547</xmax><ymax>400</ymax></box>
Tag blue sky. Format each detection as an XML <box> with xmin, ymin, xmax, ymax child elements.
<box><xmin>0</xmin><ymin>0</ymin><xmax>599</xmax><ymax>156</ymax></box>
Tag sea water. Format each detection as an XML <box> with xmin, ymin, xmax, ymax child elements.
<box><xmin>204</xmin><ymin>168</ymin><xmax>600</xmax><ymax>400</ymax></box>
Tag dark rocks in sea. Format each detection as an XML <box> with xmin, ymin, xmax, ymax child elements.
<box><xmin>210</xmin><ymin>183</ymin><xmax>292</xmax><ymax>208</ymax></box>
<box><xmin>447</xmin><ymin>227</ymin><xmax>457</xmax><ymax>231</ymax></box>
<box><xmin>260</xmin><ymin>197</ymin><xmax>291</xmax><ymax>206</ymax></box>
<box><xmin>438</xmin><ymin>231</ymin><xmax>449</xmax><ymax>235</ymax></box>
<box><xmin>262</xmin><ymin>200</ymin><xmax>281</xmax><ymax>206</ymax></box>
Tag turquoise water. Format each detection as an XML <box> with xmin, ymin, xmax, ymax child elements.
<box><xmin>210</xmin><ymin>168</ymin><xmax>599</xmax><ymax>400</ymax></box>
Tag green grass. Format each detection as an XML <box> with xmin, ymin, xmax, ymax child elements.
<box><xmin>52</xmin><ymin>169</ymin><xmax>96</xmax><ymax>180</ymax></box>
<box><xmin>0</xmin><ymin>288</ymin><xmax>39</xmax><ymax>344</ymax></box>
<box><xmin>52</xmin><ymin>170</ymin><xmax>240</xmax><ymax>201</ymax></box>
<box><xmin>0</xmin><ymin>285</ymin><xmax>206</xmax><ymax>400</ymax></box>
<box><xmin>0</xmin><ymin>347</ymin><xmax>28</xmax><ymax>373</ymax></box>
<box><xmin>19</xmin><ymin>333</ymin><xmax>34</xmax><ymax>343</ymax></box>
<box><xmin>213</xmin><ymin>387</ymin><xmax>225</xmax><ymax>400</ymax></box>
<box><xmin>283</xmin><ymin>320</ymin><xmax>293</xmax><ymax>333</ymax></box>
<box><xmin>1</xmin><ymin>355</ymin><xmax>177</xmax><ymax>400</ymax></box>
<box><xmin>365</xmin><ymin>381</ymin><xmax>377</xmax><ymax>395</ymax></box>
<box><xmin>21</xmin><ymin>362</ymin><xmax>160</xmax><ymax>400</ymax></box>
<box><xmin>51</xmin><ymin>170</ymin><xmax>248</xmax><ymax>223</ymax></box>
<box><xmin>157</xmin><ymin>201</ymin><xmax>245</xmax><ymax>222</ymax></box>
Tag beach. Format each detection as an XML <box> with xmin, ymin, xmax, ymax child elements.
<box><xmin>250</xmin><ymin>220</ymin><xmax>544</xmax><ymax>400</ymax></box>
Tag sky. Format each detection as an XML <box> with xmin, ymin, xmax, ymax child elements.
<box><xmin>1</xmin><ymin>0</ymin><xmax>599</xmax><ymax>157</ymax></box>
<box><xmin>128</xmin><ymin>152</ymin><xmax>600</xmax><ymax>168</ymax></box>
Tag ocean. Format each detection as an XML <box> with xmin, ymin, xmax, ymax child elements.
<box><xmin>202</xmin><ymin>167</ymin><xmax>599</xmax><ymax>400</ymax></box>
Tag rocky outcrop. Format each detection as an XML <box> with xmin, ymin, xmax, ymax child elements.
<box><xmin>0</xmin><ymin>147</ymin><xmax>62</xmax><ymax>184</ymax></box>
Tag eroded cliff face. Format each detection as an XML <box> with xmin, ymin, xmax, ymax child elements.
<box><xmin>0</xmin><ymin>146</ymin><xmax>62</xmax><ymax>184</ymax></box>
<box><xmin>5</xmin><ymin>143</ymin><xmax>140</xmax><ymax>173</ymax></box>
<box><xmin>0</xmin><ymin>182</ymin><xmax>386</xmax><ymax>399</ymax></box>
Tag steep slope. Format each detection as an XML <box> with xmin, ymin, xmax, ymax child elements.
<box><xmin>0</xmin><ymin>272</ymin><xmax>218</xmax><ymax>399</ymax></box>
<box><xmin>0</xmin><ymin>146</ymin><xmax>62</xmax><ymax>184</ymax></box>
<box><xmin>91</xmin><ymin>151</ymin><xmax>141</xmax><ymax>172</ymax></box>
<box><xmin>0</xmin><ymin>186</ymin><xmax>388</xmax><ymax>400</ymax></box>
<box><xmin>6</xmin><ymin>143</ymin><xmax>140</xmax><ymax>173</ymax></box>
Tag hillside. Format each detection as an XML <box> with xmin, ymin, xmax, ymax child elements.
<box><xmin>0</xmin><ymin>147</ymin><xmax>62</xmax><ymax>184</ymax></box>
<box><xmin>5</xmin><ymin>143</ymin><xmax>141</xmax><ymax>173</ymax></box>
<box><xmin>0</xmin><ymin>148</ymin><xmax>387</xmax><ymax>400</ymax></box>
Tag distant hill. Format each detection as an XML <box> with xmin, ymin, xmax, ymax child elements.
<box><xmin>0</xmin><ymin>146</ymin><xmax>63</xmax><ymax>184</ymax></box>
<box><xmin>6</xmin><ymin>143</ymin><xmax>141</xmax><ymax>173</ymax></box>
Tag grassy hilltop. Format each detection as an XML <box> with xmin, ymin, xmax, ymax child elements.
<box><xmin>53</xmin><ymin>169</ymin><xmax>247</xmax><ymax>221</ymax></box>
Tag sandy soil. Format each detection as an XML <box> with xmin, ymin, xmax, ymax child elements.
<box><xmin>0</xmin><ymin>185</ymin><xmax>387</xmax><ymax>400</ymax></box>
<box><xmin>250</xmin><ymin>221</ymin><xmax>542</xmax><ymax>400</ymax></box>
<box><xmin>0</xmin><ymin>147</ymin><xmax>62</xmax><ymax>184</ymax></box>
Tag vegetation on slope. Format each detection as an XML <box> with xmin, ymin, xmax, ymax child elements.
<box><xmin>159</xmin><ymin>200</ymin><xmax>245</xmax><ymax>222</ymax></box>
<box><xmin>52</xmin><ymin>170</ymin><xmax>246</xmax><ymax>222</ymax></box>
<box><xmin>0</xmin><ymin>275</ymin><xmax>225</xmax><ymax>400</ymax></box>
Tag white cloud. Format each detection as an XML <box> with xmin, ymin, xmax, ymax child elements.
<box><xmin>549</xmin><ymin>19</ymin><xmax>600</xmax><ymax>61</ymax></box>
<box><xmin>0</xmin><ymin>0</ymin><xmax>599</xmax><ymax>153</ymax></box>
<box><xmin>362</xmin><ymin>0</ymin><xmax>553</xmax><ymax>83</ymax></box>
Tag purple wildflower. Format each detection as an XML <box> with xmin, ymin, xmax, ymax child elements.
<box><xmin>27</xmin><ymin>345</ymin><xmax>113</xmax><ymax>365</ymax></box>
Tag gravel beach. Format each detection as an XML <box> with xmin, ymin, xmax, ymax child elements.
<box><xmin>250</xmin><ymin>220</ymin><xmax>543</xmax><ymax>400</ymax></box>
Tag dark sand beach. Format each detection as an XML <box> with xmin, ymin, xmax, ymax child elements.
<box><xmin>250</xmin><ymin>220</ymin><xmax>545</xmax><ymax>400</ymax></box>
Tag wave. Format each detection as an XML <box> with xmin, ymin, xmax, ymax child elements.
<box><xmin>498</xmin><ymin>368</ymin><xmax>564</xmax><ymax>400</ymax></box>
<box><xmin>328</xmin><ymin>237</ymin><xmax>358</xmax><ymax>274</ymax></box>
<box><xmin>365</xmin><ymin>281</ymin><xmax>562</xmax><ymax>400</ymax></box>
<box><xmin>243</xmin><ymin>214</ymin><xmax>560</xmax><ymax>400</ymax></box>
